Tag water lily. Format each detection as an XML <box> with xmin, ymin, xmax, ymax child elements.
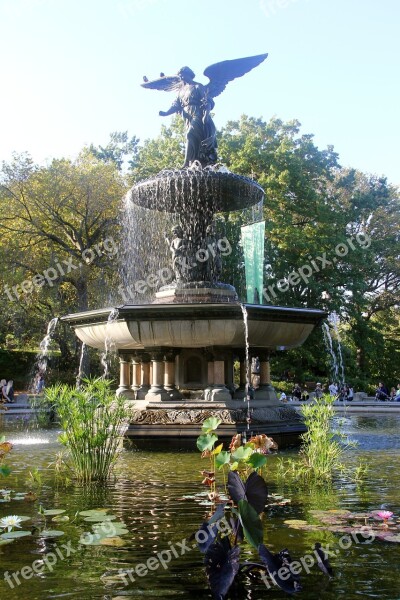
<box><xmin>0</xmin><ymin>515</ymin><xmax>23</xmax><ymax>532</ymax></box>
<box><xmin>249</xmin><ymin>434</ymin><xmax>278</xmax><ymax>453</ymax></box>
<box><xmin>376</xmin><ymin>510</ymin><xmax>394</xmax><ymax>522</ymax></box>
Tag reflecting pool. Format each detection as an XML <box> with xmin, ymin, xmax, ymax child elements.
<box><xmin>1</xmin><ymin>415</ymin><xmax>400</xmax><ymax>599</ymax></box>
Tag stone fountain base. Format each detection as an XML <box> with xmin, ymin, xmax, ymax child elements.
<box><xmin>124</xmin><ymin>399</ymin><xmax>305</xmax><ymax>449</ymax></box>
<box><xmin>62</xmin><ymin>302</ymin><xmax>325</xmax><ymax>449</ymax></box>
<box><xmin>153</xmin><ymin>282</ymin><xmax>238</xmax><ymax>304</ymax></box>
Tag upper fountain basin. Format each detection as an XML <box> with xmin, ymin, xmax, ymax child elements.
<box><xmin>128</xmin><ymin>167</ymin><xmax>264</xmax><ymax>212</ymax></box>
<box><xmin>61</xmin><ymin>303</ymin><xmax>327</xmax><ymax>351</ymax></box>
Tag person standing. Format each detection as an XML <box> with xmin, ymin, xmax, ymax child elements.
<box><xmin>314</xmin><ymin>383</ymin><xmax>324</xmax><ymax>399</ymax></box>
<box><xmin>328</xmin><ymin>382</ymin><xmax>338</xmax><ymax>397</ymax></box>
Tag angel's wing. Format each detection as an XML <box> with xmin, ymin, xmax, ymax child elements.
<box><xmin>204</xmin><ymin>53</ymin><xmax>268</xmax><ymax>98</ymax></box>
<box><xmin>141</xmin><ymin>76</ymin><xmax>182</xmax><ymax>92</ymax></box>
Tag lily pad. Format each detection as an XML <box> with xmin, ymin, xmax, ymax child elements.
<box><xmin>52</xmin><ymin>515</ymin><xmax>70</xmax><ymax>523</ymax></box>
<box><xmin>43</xmin><ymin>509</ymin><xmax>66</xmax><ymax>516</ymax></box>
<box><xmin>99</xmin><ymin>536</ymin><xmax>126</xmax><ymax>547</ymax></box>
<box><xmin>1</xmin><ymin>530</ymin><xmax>32</xmax><ymax>539</ymax></box>
<box><xmin>40</xmin><ymin>530</ymin><xmax>65</xmax><ymax>538</ymax></box>
<box><xmin>79</xmin><ymin>509</ymin><xmax>109</xmax><ymax>517</ymax></box>
<box><xmin>84</xmin><ymin>514</ymin><xmax>117</xmax><ymax>522</ymax></box>
<box><xmin>284</xmin><ymin>519</ymin><xmax>309</xmax><ymax>528</ymax></box>
<box><xmin>93</xmin><ymin>523</ymin><xmax>128</xmax><ymax>536</ymax></box>
<box><xmin>0</xmin><ymin>538</ymin><xmax>15</xmax><ymax>546</ymax></box>
<box><xmin>380</xmin><ymin>533</ymin><xmax>400</xmax><ymax>542</ymax></box>
<box><xmin>79</xmin><ymin>531</ymin><xmax>125</xmax><ymax>546</ymax></box>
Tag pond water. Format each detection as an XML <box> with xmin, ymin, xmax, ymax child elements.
<box><xmin>1</xmin><ymin>414</ymin><xmax>400</xmax><ymax>600</ymax></box>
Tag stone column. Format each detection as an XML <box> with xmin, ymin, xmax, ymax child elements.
<box><xmin>233</xmin><ymin>351</ymin><xmax>247</xmax><ymax>399</ymax></box>
<box><xmin>136</xmin><ymin>353</ymin><xmax>151</xmax><ymax>400</ymax></box>
<box><xmin>209</xmin><ymin>350</ymin><xmax>231</xmax><ymax>402</ymax></box>
<box><xmin>130</xmin><ymin>355</ymin><xmax>141</xmax><ymax>396</ymax></box>
<box><xmin>164</xmin><ymin>351</ymin><xmax>183</xmax><ymax>400</ymax></box>
<box><xmin>255</xmin><ymin>351</ymin><xmax>278</xmax><ymax>404</ymax></box>
<box><xmin>145</xmin><ymin>350</ymin><xmax>170</xmax><ymax>401</ymax></box>
<box><xmin>260</xmin><ymin>356</ymin><xmax>271</xmax><ymax>385</ymax></box>
<box><xmin>116</xmin><ymin>353</ymin><xmax>135</xmax><ymax>399</ymax></box>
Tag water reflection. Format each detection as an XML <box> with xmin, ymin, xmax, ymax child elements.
<box><xmin>0</xmin><ymin>416</ymin><xmax>400</xmax><ymax>599</ymax></box>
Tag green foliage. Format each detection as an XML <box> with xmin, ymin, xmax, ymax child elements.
<box><xmin>0</xmin><ymin>150</ymin><xmax>127</xmax><ymax>374</ymax></box>
<box><xmin>280</xmin><ymin>395</ymin><xmax>362</xmax><ymax>482</ymax></box>
<box><xmin>0</xmin><ymin>118</ymin><xmax>398</xmax><ymax>386</ymax></box>
<box><xmin>237</xmin><ymin>499</ymin><xmax>263</xmax><ymax>549</ymax></box>
<box><xmin>196</xmin><ymin>433</ymin><xmax>218</xmax><ymax>452</ymax></box>
<box><xmin>0</xmin><ymin>435</ymin><xmax>12</xmax><ymax>478</ymax></box>
<box><xmin>195</xmin><ymin>420</ymin><xmax>272</xmax><ymax>597</ymax></box>
<box><xmin>88</xmin><ymin>131</ymin><xmax>140</xmax><ymax>170</ymax></box>
<box><xmin>299</xmin><ymin>395</ymin><xmax>347</xmax><ymax>480</ymax></box>
<box><xmin>129</xmin><ymin>116</ymin><xmax>185</xmax><ymax>181</ymax></box>
<box><xmin>44</xmin><ymin>378</ymin><xmax>131</xmax><ymax>482</ymax></box>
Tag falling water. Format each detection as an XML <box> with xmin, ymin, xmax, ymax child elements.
<box><xmin>240</xmin><ymin>303</ymin><xmax>252</xmax><ymax>439</ymax></box>
<box><xmin>118</xmin><ymin>192</ymin><xmax>177</xmax><ymax>305</ymax></box>
<box><xmin>329</xmin><ymin>312</ymin><xmax>345</xmax><ymax>385</ymax></box>
<box><xmin>322</xmin><ymin>322</ymin><xmax>338</xmax><ymax>382</ymax></box>
<box><xmin>100</xmin><ymin>309</ymin><xmax>119</xmax><ymax>378</ymax></box>
<box><xmin>119</xmin><ymin>164</ymin><xmax>264</xmax><ymax>306</ymax></box>
<box><xmin>76</xmin><ymin>342</ymin><xmax>87</xmax><ymax>388</ymax></box>
<box><xmin>29</xmin><ymin>317</ymin><xmax>59</xmax><ymax>392</ymax></box>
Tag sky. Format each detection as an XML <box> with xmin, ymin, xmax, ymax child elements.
<box><xmin>0</xmin><ymin>0</ymin><xmax>399</xmax><ymax>184</ymax></box>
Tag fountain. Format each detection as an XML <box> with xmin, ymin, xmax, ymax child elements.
<box><xmin>62</xmin><ymin>54</ymin><xmax>327</xmax><ymax>446</ymax></box>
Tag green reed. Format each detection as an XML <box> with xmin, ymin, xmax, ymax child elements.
<box><xmin>281</xmin><ymin>395</ymin><xmax>356</xmax><ymax>482</ymax></box>
<box><xmin>44</xmin><ymin>378</ymin><xmax>131</xmax><ymax>483</ymax></box>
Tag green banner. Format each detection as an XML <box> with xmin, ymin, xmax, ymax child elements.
<box><xmin>241</xmin><ymin>221</ymin><xmax>265</xmax><ymax>304</ymax></box>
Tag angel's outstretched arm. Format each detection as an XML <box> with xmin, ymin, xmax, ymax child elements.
<box><xmin>159</xmin><ymin>98</ymin><xmax>181</xmax><ymax>117</ymax></box>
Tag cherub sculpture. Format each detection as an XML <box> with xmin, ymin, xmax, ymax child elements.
<box><xmin>141</xmin><ymin>53</ymin><xmax>268</xmax><ymax>168</ymax></box>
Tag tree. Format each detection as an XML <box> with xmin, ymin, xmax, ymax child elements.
<box><xmin>89</xmin><ymin>131</ymin><xmax>140</xmax><ymax>171</ymax></box>
<box><xmin>128</xmin><ymin>116</ymin><xmax>186</xmax><ymax>181</ymax></box>
<box><xmin>0</xmin><ymin>151</ymin><xmax>127</xmax><ymax>372</ymax></box>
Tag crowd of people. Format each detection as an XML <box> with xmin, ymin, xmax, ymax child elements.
<box><xmin>278</xmin><ymin>380</ymin><xmax>400</xmax><ymax>403</ymax></box>
<box><xmin>375</xmin><ymin>382</ymin><xmax>400</xmax><ymax>401</ymax></box>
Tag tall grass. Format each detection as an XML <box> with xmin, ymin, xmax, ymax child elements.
<box><xmin>298</xmin><ymin>395</ymin><xmax>349</xmax><ymax>480</ymax></box>
<box><xmin>279</xmin><ymin>394</ymin><xmax>356</xmax><ymax>482</ymax></box>
<box><xmin>44</xmin><ymin>378</ymin><xmax>131</xmax><ymax>483</ymax></box>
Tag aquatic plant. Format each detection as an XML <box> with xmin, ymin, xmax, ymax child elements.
<box><xmin>44</xmin><ymin>378</ymin><xmax>131</xmax><ymax>482</ymax></box>
<box><xmin>375</xmin><ymin>510</ymin><xmax>394</xmax><ymax>522</ymax></box>
<box><xmin>194</xmin><ymin>419</ymin><xmax>308</xmax><ymax>597</ymax></box>
<box><xmin>279</xmin><ymin>394</ymin><xmax>359</xmax><ymax>482</ymax></box>
<box><xmin>0</xmin><ymin>515</ymin><xmax>22</xmax><ymax>532</ymax></box>
<box><xmin>0</xmin><ymin>437</ymin><xmax>12</xmax><ymax>478</ymax></box>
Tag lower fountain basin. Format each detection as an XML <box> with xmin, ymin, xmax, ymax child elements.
<box><xmin>61</xmin><ymin>303</ymin><xmax>326</xmax><ymax>350</ymax></box>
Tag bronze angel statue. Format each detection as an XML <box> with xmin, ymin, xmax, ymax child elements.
<box><xmin>141</xmin><ymin>53</ymin><xmax>268</xmax><ymax>168</ymax></box>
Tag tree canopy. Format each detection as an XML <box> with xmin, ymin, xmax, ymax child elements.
<box><xmin>0</xmin><ymin>116</ymin><xmax>398</xmax><ymax>388</ymax></box>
